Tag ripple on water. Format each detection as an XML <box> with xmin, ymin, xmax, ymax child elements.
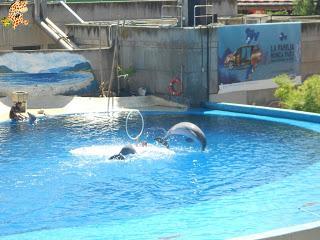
<box><xmin>0</xmin><ymin>113</ymin><xmax>320</xmax><ymax>239</ymax></box>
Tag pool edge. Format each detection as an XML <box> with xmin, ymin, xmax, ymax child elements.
<box><xmin>229</xmin><ymin>220</ymin><xmax>320</xmax><ymax>240</ymax></box>
<box><xmin>204</xmin><ymin>102</ymin><xmax>320</xmax><ymax>124</ymax></box>
<box><xmin>204</xmin><ymin>102</ymin><xmax>320</xmax><ymax>240</ymax></box>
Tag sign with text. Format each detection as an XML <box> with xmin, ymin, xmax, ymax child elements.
<box><xmin>218</xmin><ymin>23</ymin><xmax>301</xmax><ymax>85</ymax></box>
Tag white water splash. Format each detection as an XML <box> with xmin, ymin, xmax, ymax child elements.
<box><xmin>70</xmin><ymin>144</ymin><xmax>175</xmax><ymax>163</ymax></box>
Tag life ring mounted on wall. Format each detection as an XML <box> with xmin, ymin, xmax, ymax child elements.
<box><xmin>168</xmin><ymin>77</ymin><xmax>182</xmax><ymax>96</ymax></box>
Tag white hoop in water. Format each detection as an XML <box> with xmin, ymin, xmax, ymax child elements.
<box><xmin>125</xmin><ymin>110</ymin><xmax>144</xmax><ymax>140</ymax></box>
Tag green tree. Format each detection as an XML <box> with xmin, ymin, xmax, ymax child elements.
<box><xmin>274</xmin><ymin>74</ymin><xmax>320</xmax><ymax>113</ymax></box>
<box><xmin>316</xmin><ymin>0</ymin><xmax>320</xmax><ymax>14</ymax></box>
<box><xmin>293</xmin><ymin>0</ymin><xmax>315</xmax><ymax>15</ymax></box>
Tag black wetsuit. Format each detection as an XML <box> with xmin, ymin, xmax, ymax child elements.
<box><xmin>9</xmin><ymin>106</ymin><xmax>21</xmax><ymax>120</ymax></box>
<box><xmin>109</xmin><ymin>144</ymin><xmax>137</xmax><ymax>160</ymax></box>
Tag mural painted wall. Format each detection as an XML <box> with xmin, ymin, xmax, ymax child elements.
<box><xmin>218</xmin><ymin>23</ymin><xmax>301</xmax><ymax>85</ymax></box>
<box><xmin>0</xmin><ymin>52</ymin><xmax>98</xmax><ymax>96</ymax></box>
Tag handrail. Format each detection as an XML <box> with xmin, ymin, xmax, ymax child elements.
<box><xmin>161</xmin><ymin>5</ymin><xmax>183</xmax><ymax>27</ymax></box>
<box><xmin>34</xmin><ymin>0</ymin><xmax>78</xmax><ymax>49</ymax></box>
<box><xmin>59</xmin><ymin>0</ymin><xmax>85</xmax><ymax>24</ymax></box>
<box><xmin>194</xmin><ymin>4</ymin><xmax>213</xmax><ymax>27</ymax></box>
<box><xmin>39</xmin><ymin>20</ymin><xmax>74</xmax><ymax>50</ymax></box>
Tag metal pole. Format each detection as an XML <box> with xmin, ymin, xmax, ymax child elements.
<box><xmin>99</xmin><ymin>23</ymin><xmax>105</xmax><ymax>96</ymax></box>
<box><xmin>194</xmin><ymin>6</ymin><xmax>196</xmax><ymax>27</ymax></box>
<box><xmin>180</xmin><ymin>64</ymin><xmax>183</xmax><ymax>96</ymax></box>
<box><xmin>180</xmin><ymin>6</ymin><xmax>183</xmax><ymax>27</ymax></box>
<box><xmin>60</xmin><ymin>1</ymin><xmax>85</xmax><ymax>23</ymax></box>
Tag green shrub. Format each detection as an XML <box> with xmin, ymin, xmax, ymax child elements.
<box><xmin>293</xmin><ymin>0</ymin><xmax>315</xmax><ymax>15</ymax></box>
<box><xmin>273</xmin><ymin>74</ymin><xmax>320</xmax><ymax>113</ymax></box>
<box><xmin>267</xmin><ymin>10</ymin><xmax>289</xmax><ymax>16</ymax></box>
<box><xmin>300</xmin><ymin>75</ymin><xmax>320</xmax><ymax>113</ymax></box>
<box><xmin>117</xmin><ymin>66</ymin><xmax>135</xmax><ymax>77</ymax></box>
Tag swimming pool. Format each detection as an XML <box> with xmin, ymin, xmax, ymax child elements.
<box><xmin>1</xmin><ymin>109</ymin><xmax>320</xmax><ymax>240</ymax></box>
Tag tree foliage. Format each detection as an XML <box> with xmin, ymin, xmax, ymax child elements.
<box><xmin>317</xmin><ymin>0</ymin><xmax>320</xmax><ymax>14</ymax></box>
<box><xmin>274</xmin><ymin>74</ymin><xmax>320</xmax><ymax>113</ymax></box>
<box><xmin>293</xmin><ymin>0</ymin><xmax>315</xmax><ymax>15</ymax></box>
<box><xmin>117</xmin><ymin>65</ymin><xmax>135</xmax><ymax>77</ymax></box>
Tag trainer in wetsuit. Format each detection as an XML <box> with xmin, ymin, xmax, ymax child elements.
<box><xmin>109</xmin><ymin>144</ymin><xmax>137</xmax><ymax>160</ymax></box>
<box><xmin>109</xmin><ymin>141</ymin><xmax>148</xmax><ymax>160</ymax></box>
<box><xmin>9</xmin><ymin>102</ymin><xmax>26</xmax><ymax>121</ymax></box>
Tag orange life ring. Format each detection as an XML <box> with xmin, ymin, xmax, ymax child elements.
<box><xmin>168</xmin><ymin>78</ymin><xmax>182</xmax><ymax>96</ymax></box>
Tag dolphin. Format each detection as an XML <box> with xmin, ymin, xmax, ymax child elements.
<box><xmin>155</xmin><ymin>122</ymin><xmax>206</xmax><ymax>151</ymax></box>
<box><xmin>109</xmin><ymin>144</ymin><xmax>137</xmax><ymax>160</ymax></box>
<box><xmin>27</xmin><ymin>112</ymin><xmax>37</xmax><ymax>124</ymax></box>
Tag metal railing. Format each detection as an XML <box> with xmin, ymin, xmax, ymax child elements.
<box><xmin>60</xmin><ymin>0</ymin><xmax>85</xmax><ymax>23</ymax></box>
<box><xmin>161</xmin><ymin>5</ymin><xmax>183</xmax><ymax>27</ymax></box>
<box><xmin>194</xmin><ymin>4</ymin><xmax>213</xmax><ymax>27</ymax></box>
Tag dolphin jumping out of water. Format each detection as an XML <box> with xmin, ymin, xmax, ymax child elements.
<box><xmin>155</xmin><ymin>122</ymin><xmax>207</xmax><ymax>151</ymax></box>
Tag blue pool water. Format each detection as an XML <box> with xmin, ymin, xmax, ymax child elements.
<box><xmin>1</xmin><ymin>110</ymin><xmax>320</xmax><ymax>239</ymax></box>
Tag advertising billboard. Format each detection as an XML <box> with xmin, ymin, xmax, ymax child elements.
<box><xmin>218</xmin><ymin>23</ymin><xmax>301</xmax><ymax>86</ymax></box>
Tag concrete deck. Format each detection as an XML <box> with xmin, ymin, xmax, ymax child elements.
<box><xmin>0</xmin><ymin>95</ymin><xmax>187</xmax><ymax>122</ymax></box>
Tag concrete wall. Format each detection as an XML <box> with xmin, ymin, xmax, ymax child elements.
<box><xmin>118</xmin><ymin>26</ymin><xmax>218</xmax><ymax>105</ymax></box>
<box><xmin>210</xmin><ymin>88</ymin><xmax>277</xmax><ymax>106</ymax></box>
<box><xmin>0</xmin><ymin>0</ymin><xmax>177</xmax><ymax>50</ymax></box>
<box><xmin>47</xmin><ymin>1</ymin><xmax>177</xmax><ymax>30</ymax></box>
<box><xmin>66</xmin><ymin>24</ymin><xmax>114</xmax><ymax>48</ymax></box>
<box><xmin>78</xmin><ymin>48</ymin><xmax>113</xmax><ymax>94</ymax></box>
<box><xmin>49</xmin><ymin>0</ymin><xmax>237</xmax><ymax>29</ymax></box>
<box><xmin>301</xmin><ymin>22</ymin><xmax>320</xmax><ymax>79</ymax></box>
<box><xmin>0</xmin><ymin>3</ymin><xmax>55</xmax><ymax>50</ymax></box>
<box><xmin>213</xmin><ymin>0</ymin><xmax>238</xmax><ymax>17</ymax></box>
<box><xmin>182</xmin><ymin>0</ymin><xmax>238</xmax><ymax>27</ymax></box>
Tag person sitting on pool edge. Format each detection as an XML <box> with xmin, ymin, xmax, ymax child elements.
<box><xmin>9</xmin><ymin>102</ymin><xmax>27</xmax><ymax>121</ymax></box>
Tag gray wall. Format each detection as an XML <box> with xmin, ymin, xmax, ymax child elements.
<box><xmin>66</xmin><ymin>24</ymin><xmax>114</xmax><ymax>48</ymax></box>
<box><xmin>78</xmin><ymin>48</ymin><xmax>113</xmax><ymax>94</ymax></box>
<box><xmin>182</xmin><ymin>0</ymin><xmax>238</xmax><ymax>27</ymax></box>
<box><xmin>47</xmin><ymin>1</ymin><xmax>177</xmax><ymax>30</ymax></box>
<box><xmin>118</xmin><ymin>26</ymin><xmax>218</xmax><ymax>105</ymax></box>
<box><xmin>0</xmin><ymin>0</ymin><xmax>177</xmax><ymax>50</ymax></box>
<box><xmin>212</xmin><ymin>0</ymin><xmax>238</xmax><ymax>17</ymax></box>
<box><xmin>0</xmin><ymin>3</ymin><xmax>55</xmax><ymax>50</ymax></box>
<box><xmin>301</xmin><ymin>22</ymin><xmax>320</xmax><ymax>79</ymax></box>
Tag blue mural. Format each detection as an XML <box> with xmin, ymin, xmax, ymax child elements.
<box><xmin>0</xmin><ymin>52</ymin><xmax>98</xmax><ymax>96</ymax></box>
<box><xmin>218</xmin><ymin>23</ymin><xmax>301</xmax><ymax>85</ymax></box>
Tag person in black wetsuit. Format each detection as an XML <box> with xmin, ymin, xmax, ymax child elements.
<box><xmin>109</xmin><ymin>144</ymin><xmax>137</xmax><ymax>160</ymax></box>
<box><xmin>9</xmin><ymin>102</ymin><xmax>26</xmax><ymax>121</ymax></box>
<box><xmin>109</xmin><ymin>141</ymin><xmax>148</xmax><ymax>160</ymax></box>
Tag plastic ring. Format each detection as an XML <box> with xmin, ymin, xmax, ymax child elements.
<box><xmin>168</xmin><ymin>78</ymin><xmax>182</xmax><ymax>96</ymax></box>
<box><xmin>125</xmin><ymin>110</ymin><xmax>144</xmax><ymax>140</ymax></box>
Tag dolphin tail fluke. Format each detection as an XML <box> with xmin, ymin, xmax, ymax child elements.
<box><xmin>155</xmin><ymin>137</ymin><xmax>169</xmax><ymax>148</ymax></box>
